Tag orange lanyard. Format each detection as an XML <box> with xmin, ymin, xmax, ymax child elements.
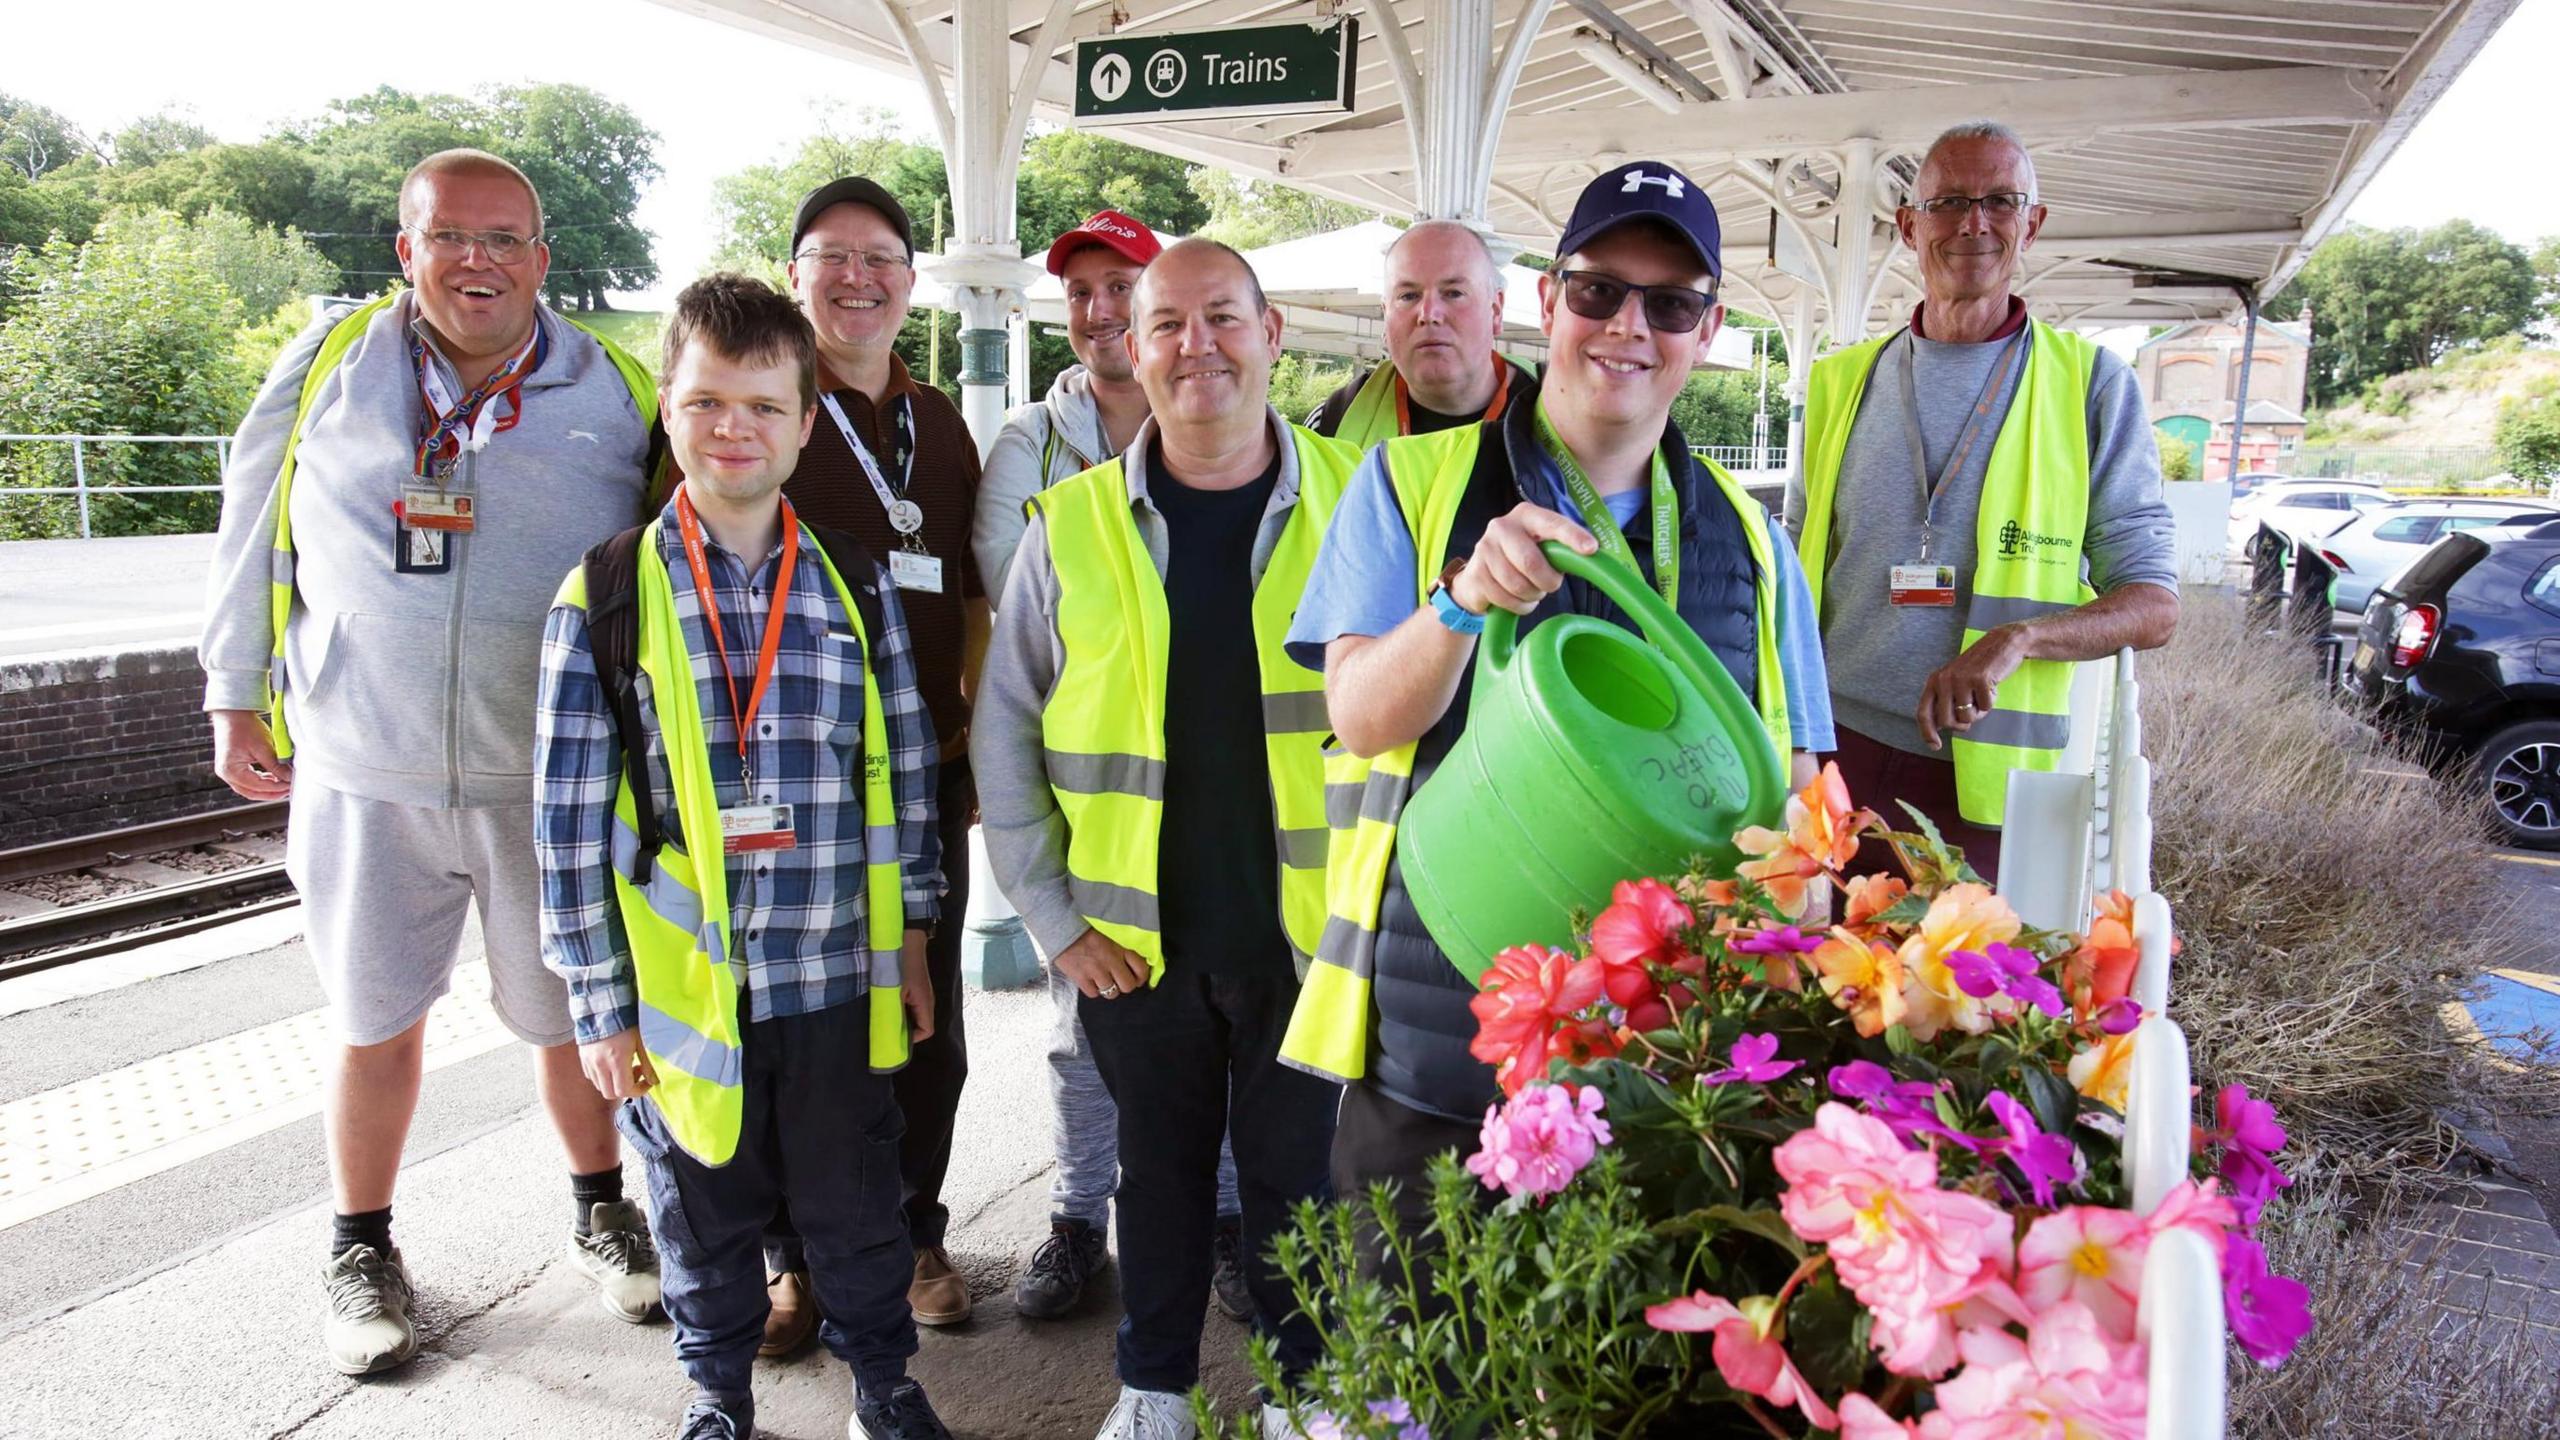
<box><xmin>673</xmin><ymin>490</ymin><xmax>799</xmax><ymax>779</ymax></box>
<box><xmin>1394</xmin><ymin>365</ymin><xmax>1510</xmax><ymax>435</ymax></box>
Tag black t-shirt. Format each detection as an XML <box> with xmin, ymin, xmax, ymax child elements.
<box><xmin>1150</xmin><ymin>436</ymin><xmax>1291</xmax><ymax>976</ymax></box>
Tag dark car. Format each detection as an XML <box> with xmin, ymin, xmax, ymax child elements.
<box><xmin>2343</xmin><ymin>515</ymin><xmax>2560</xmax><ymax>848</ymax></box>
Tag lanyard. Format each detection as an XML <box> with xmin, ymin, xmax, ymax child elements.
<box><xmin>1394</xmin><ymin>365</ymin><xmax>1509</xmax><ymax>435</ymax></box>
<box><xmin>1535</xmin><ymin>401</ymin><xmax>1678</xmax><ymax>610</ymax></box>
<box><xmin>820</xmin><ymin>392</ymin><xmax>923</xmax><ymax>549</ymax></box>
<box><xmin>411</xmin><ymin>325</ymin><xmax>543</xmax><ymax>482</ymax></box>
<box><xmin>673</xmin><ymin>489</ymin><xmax>800</xmax><ymax>782</ymax></box>
<box><xmin>1897</xmin><ymin>326</ymin><xmax>2025</xmax><ymax>560</ymax></box>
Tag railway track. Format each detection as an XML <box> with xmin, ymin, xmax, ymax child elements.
<box><xmin>0</xmin><ymin>803</ymin><xmax>293</xmax><ymax>980</ymax></box>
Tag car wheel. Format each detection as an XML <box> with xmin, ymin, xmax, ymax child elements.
<box><xmin>2477</xmin><ymin>721</ymin><xmax>2560</xmax><ymax>851</ymax></box>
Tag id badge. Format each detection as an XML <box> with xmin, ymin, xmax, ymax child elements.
<box><xmin>400</xmin><ymin>488</ymin><xmax>476</xmax><ymax>533</ymax></box>
<box><xmin>888</xmin><ymin>549</ymin><xmax>945</xmax><ymax>594</ymax></box>
<box><xmin>1889</xmin><ymin>561</ymin><xmax>1957</xmax><ymax>607</ymax></box>
<box><xmin>720</xmin><ymin>803</ymin><xmax>797</xmax><ymax>855</ymax></box>
<box><xmin>393</xmin><ymin>511</ymin><xmax>450</xmax><ymax>573</ymax></box>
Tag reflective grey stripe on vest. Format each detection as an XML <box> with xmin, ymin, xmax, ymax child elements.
<box><xmin>638</xmin><ymin>998</ymin><xmax>743</xmax><ymax>1088</ymax></box>
<box><xmin>1046</xmin><ymin>749</ymin><xmax>1168</xmax><ymax>800</ymax></box>
<box><xmin>1325</xmin><ymin>771</ymin><xmax>1412</xmax><ymax>831</ymax></box>
<box><xmin>870</xmin><ymin>946</ymin><xmax>901</xmax><ymax>987</ymax></box>
<box><xmin>1315</xmin><ymin>912</ymin><xmax>1380</xmax><ymax>980</ymax></box>
<box><xmin>1262</xmin><ymin>690</ymin><xmax>1331</xmax><ymax>734</ymax></box>
<box><xmin>1964</xmin><ymin>707</ymin><xmax>2071</xmax><ymax>750</ymax></box>
<box><xmin>270</xmin><ymin>548</ymin><xmax>295</xmax><ymax>585</ymax></box>
<box><xmin>1278</xmin><ymin>826</ymin><xmax>1327</xmax><ymax>869</ymax></box>
<box><xmin>270</xmin><ymin>653</ymin><xmax>288</xmax><ymax>693</ymax></box>
<box><xmin>612</xmin><ymin>815</ymin><xmax>706</xmax><ymax>940</ymax></box>
<box><xmin>1070</xmin><ymin>874</ymin><xmax>1161</xmax><ymax>931</ymax></box>
<box><xmin>1968</xmin><ymin>594</ymin><xmax>2078</xmax><ymax>631</ymax></box>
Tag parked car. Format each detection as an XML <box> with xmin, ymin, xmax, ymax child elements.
<box><xmin>2303</xmin><ymin>500</ymin><xmax>2557</xmax><ymax>614</ymax></box>
<box><xmin>2227</xmin><ymin>471</ymin><xmax>2289</xmax><ymax>502</ymax></box>
<box><xmin>2342</xmin><ymin>515</ymin><xmax>2560</xmax><ymax>848</ymax></box>
<box><xmin>2226</xmin><ymin>479</ymin><xmax>2392</xmax><ymax>552</ymax></box>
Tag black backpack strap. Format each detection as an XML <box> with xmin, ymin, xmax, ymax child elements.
<box><xmin>805</xmin><ymin>522</ymin><xmax>888</xmax><ymax>653</ymax></box>
<box><xmin>580</xmin><ymin>525</ymin><xmax>663</xmax><ymax>885</ymax></box>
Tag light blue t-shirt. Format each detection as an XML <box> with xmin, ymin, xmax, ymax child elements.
<box><xmin>1287</xmin><ymin>445</ymin><xmax>1837</xmax><ymax>752</ymax></box>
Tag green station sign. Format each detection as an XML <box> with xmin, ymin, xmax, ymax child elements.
<box><xmin>1073</xmin><ymin>18</ymin><xmax>1360</xmax><ymax>125</ymax></box>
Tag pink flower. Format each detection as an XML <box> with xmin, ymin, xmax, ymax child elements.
<box><xmin>1837</xmin><ymin>1394</ymin><xmax>1938</xmax><ymax>1439</ymax></box>
<box><xmin>1929</xmin><ymin>1301</ymin><xmax>2146</xmax><ymax>1439</ymax></box>
<box><xmin>1701</xmin><ymin>1031</ymin><xmax>1801</xmax><ymax>1087</ymax></box>
<box><xmin>2222</xmin><ymin>1232</ymin><xmax>2315</xmax><ymax>1367</ymax></box>
<box><xmin>1776</xmin><ymin>1103</ymin><xmax>2007</xmax><ymax>1317</ymax></box>
<box><xmin>1464</xmin><ymin>1082</ymin><xmax>1612</xmax><ymax>1199</ymax></box>
<box><xmin>2017</xmin><ymin>1206</ymin><xmax>2150</xmax><ymax>1342</ymax></box>
<box><xmin>1869</xmin><ymin>1228</ymin><xmax>2031</xmax><ymax>1381</ymax></box>
<box><xmin>1644</xmin><ymin>1291</ymin><xmax>1840</xmax><ymax>1431</ymax></box>
<box><xmin>2146</xmin><ymin>1178</ymin><xmax>2240</xmax><ymax>1258</ymax></box>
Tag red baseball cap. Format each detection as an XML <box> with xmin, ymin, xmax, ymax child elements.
<box><xmin>1044</xmin><ymin>209</ymin><xmax>1163</xmax><ymax>276</ymax></box>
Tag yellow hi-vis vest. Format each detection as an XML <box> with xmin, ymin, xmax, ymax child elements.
<box><xmin>1029</xmin><ymin>425</ymin><xmax>1359</xmax><ymax>983</ymax></box>
<box><xmin>551</xmin><ymin>519</ymin><xmax>909</xmax><ymax>1166</ymax></box>
<box><xmin>1279</xmin><ymin>425</ymin><xmax>1789</xmax><ymax>1084</ymax></box>
<box><xmin>1328</xmin><ymin>357</ymin><xmax>1534</xmax><ymax>453</ymax></box>
<box><xmin>1796</xmin><ymin>318</ymin><xmax>2097</xmax><ymax>827</ymax></box>
<box><xmin>264</xmin><ymin>292</ymin><xmax>664</xmax><ymax>757</ymax></box>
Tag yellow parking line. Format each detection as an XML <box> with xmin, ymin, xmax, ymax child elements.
<box><xmin>2497</xmin><ymin>853</ymin><xmax>2560</xmax><ymax>869</ymax></box>
<box><xmin>2491</xmin><ymin>970</ymin><xmax>2560</xmax><ymax>999</ymax></box>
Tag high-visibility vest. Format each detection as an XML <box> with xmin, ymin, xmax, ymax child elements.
<box><xmin>551</xmin><ymin>519</ymin><xmax>908</xmax><ymax>1166</ymax></box>
<box><xmin>1326</xmin><ymin>357</ymin><xmax>1533</xmax><ymax>453</ymax></box>
<box><xmin>1030</xmin><ymin>425</ymin><xmax>1360</xmax><ymax>982</ymax></box>
<box><xmin>1796</xmin><ymin>318</ymin><xmax>2097</xmax><ymax>827</ymax></box>
<box><xmin>263</xmin><ymin>292</ymin><xmax>663</xmax><ymax>756</ymax></box>
<box><xmin>1279</xmin><ymin>425</ymin><xmax>1789</xmax><ymax>1084</ymax></box>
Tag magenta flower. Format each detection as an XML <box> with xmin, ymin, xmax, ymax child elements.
<box><xmin>1729</xmin><ymin>924</ymin><xmax>1825</xmax><ymax>956</ymax></box>
<box><xmin>1982</xmin><ymin>1091</ymin><xmax>2080</xmax><ymax>1207</ymax></box>
<box><xmin>1830</xmin><ymin>1061</ymin><xmax>1974</xmax><ymax>1150</ymax></box>
<box><xmin>1303</xmin><ymin>1400</ymin><xmax>1429</xmax><ymax>1440</ymax></box>
<box><xmin>2215</xmin><ymin>1083</ymin><xmax>2289</xmax><ymax>1153</ymax></box>
<box><xmin>1465</xmin><ymin>1083</ymin><xmax>1612</xmax><ymax>1198</ymax></box>
<box><xmin>2096</xmin><ymin>997</ymin><xmax>2144</xmax><ymax>1035</ymax></box>
<box><xmin>2205</xmin><ymin>1083</ymin><xmax>2293</xmax><ymax>1226</ymax></box>
<box><xmin>2222</xmin><ymin>1233</ymin><xmax>2315</xmax><ymax>1367</ymax></box>
<box><xmin>1702</xmin><ymin>1031</ymin><xmax>1801</xmax><ymax>1087</ymax></box>
<box><xmin>1947</xmin><ymin>941</ymin><xmax>2067</xmax><ymax>1018</ymax></box>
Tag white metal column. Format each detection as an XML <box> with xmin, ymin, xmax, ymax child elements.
<box><xmin>1363</xmin><ymin>0</ymin><xmax>1555</xmax><ymax>227</ymax></box>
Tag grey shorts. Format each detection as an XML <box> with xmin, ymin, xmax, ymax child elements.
<box><xmin>285</xmin><ymin>779</ymin><xmax>571</xmax><ymax>1047</ymax></box>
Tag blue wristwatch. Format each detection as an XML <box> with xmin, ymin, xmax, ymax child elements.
<box><xmin>1429</xmin><ymin>579</ymin><xmax>1486</xmax><ymax>636</ymax></box>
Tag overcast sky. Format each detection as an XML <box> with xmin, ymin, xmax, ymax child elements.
<box><xmin>7</xmin><ymin>0</ymin><xmax>2556</xmax><ymax>309</ymax></box>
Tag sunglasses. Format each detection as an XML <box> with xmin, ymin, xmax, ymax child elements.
<box><xmin>1554</xmin><ymin>270</ymin><xmax>1717</xmax><ymax>334</ymax></box>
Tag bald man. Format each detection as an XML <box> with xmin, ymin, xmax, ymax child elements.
<box><xmin>1306</xmin><ymin>219</ymin><xmax>1534</xmax><ymax>450</ymax></box>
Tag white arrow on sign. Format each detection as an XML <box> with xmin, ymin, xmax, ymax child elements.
<box><xmin>1090</xmin><ymin>52</ymin><xmax>1131</xmax><ymax>102</ymax></box>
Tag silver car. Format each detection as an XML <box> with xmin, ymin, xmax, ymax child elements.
<box><xmin>2309</xmin><ymin>500</ymin><xmax>2557</xmax><ymax>613</ymax></box>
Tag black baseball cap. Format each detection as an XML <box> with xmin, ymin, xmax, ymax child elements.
<box><xmin>790</xmin><ymin>177</ymin><xmax>915</xmax><ymax>259</ymax></box>
<box><xmin>1554</xmin><ymin>161</ymin><xmax>1722</xmax><ymax>281</ymax></box>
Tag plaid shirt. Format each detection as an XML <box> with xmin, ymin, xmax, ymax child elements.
<box><xmin>534</xmin><ymin>500</ymin><xmax>941</xmax><ymax>1044</ymax></box>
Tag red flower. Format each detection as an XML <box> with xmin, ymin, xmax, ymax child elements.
<box><xmin>1470</xmin><ymin>945</ymin><xmax>1616</xmax><ymax>1096</ymax></box>
<box><xmin>1591</xmin><ymin>879</ymin><xmax>1700</xmax><ymax>977</ymax></box>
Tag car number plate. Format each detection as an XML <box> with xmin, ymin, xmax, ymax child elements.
<box><xmin>2351</xmin><ymin>641</ymin><xmax>2375</xmax><ymax>672</ymax></box>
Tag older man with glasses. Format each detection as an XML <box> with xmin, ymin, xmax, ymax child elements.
<box><xmin>1785</xmin><ymin>121</ymin><xmax>2179</xmax><ymax>884</ymax></box>
<box><xmin>1281</xmin><ymin>162</ymin><xmax>1834</xmax><ymax>1282</ymax></box>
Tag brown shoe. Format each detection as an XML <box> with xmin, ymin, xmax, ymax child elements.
<box><xmin>909</xmin><ymin>1244</ymin><xmax>970</xmax><ymax>1326</ymax></box>
<box><xmin>760</xmin><ymin>1268</ymin><xmax>817</xmax><ymax>1357</ymax></box>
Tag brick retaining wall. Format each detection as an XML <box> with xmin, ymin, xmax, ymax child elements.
<box><xmin>0</xmin><ymin>647</ymin><xmax>232</xmax><ymax>845</ymax></box>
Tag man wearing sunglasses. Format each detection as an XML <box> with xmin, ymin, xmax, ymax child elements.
<box><xmin>1787</xmin><ymin>122</ymin><xmax>2179</xmax><ymax>882</ymax></box>
<box><xmin>199</xmin><ymin>148</ymin><xmax>664</xmax><ymax>1375</ymax></box>
<box><xmin>1280</xmin><ymin>162</ymin><xmax>1833</xmax><ymax>1270</ymax></box>
<box><xmin>1305</xmin><ymin>220</ymin><xmax>1534</xmax><ymax>450</ymax></box>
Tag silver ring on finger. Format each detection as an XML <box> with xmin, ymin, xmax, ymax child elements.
<box><xmin>1099</xmin><ymin>983</ymin><xmax>1121</xmax><ymax>998</ymax></box>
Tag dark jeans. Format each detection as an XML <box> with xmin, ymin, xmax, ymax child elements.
<box><xmin>619</xmin><ymin>1000</ymin><xmax>915</xmax><ymax>1401</ymax></box>
<box><xmin>768</xmin><ymin>757</ymin><xmax>974</xmax><ymax>1272</ymax></box>
<box><xmin>1331</xmin><ymin>1079</ymin><xmax>1492</xmax><ymax>1306</ymax></box>
<box><xmin>1079</xmin><ymin>964</ymin><xmax>1339</xmax><ymax>1393</ymax></box>
<box><xmin>1828</xmin><ymin>725</ymin><xmax>2005</xmax><ymax>884</ymax></box>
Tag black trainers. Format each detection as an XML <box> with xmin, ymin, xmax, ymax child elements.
<box><xmin>850</xmin><ymin>1376</ymin><xmax>951</xmax><ymax>1440</ymax></box>
<box><xmin>678</xmin><ymin>1392</ymin><xmax>753</xmax><ymax>1440</ymax></box>
<box><xmin>1210</xmin><ymin>1216</ymin><xmax>1252</xmax><ymax>1322</ymax></box>
<box><xmin>1014</xmin><ymin>1218</ymin><xmax>1107</xmax><ymax>1320</ymax></box>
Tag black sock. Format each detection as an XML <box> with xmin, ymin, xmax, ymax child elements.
<box><xmin>571</xmin><ymin>1167</ymin><xmax>624</xmax><ymax>1235</ymax></box>
<box><xmin>333</xmin><ymin>1207</ymin><xmax>393</xmax><ymax>1258</ymax></box>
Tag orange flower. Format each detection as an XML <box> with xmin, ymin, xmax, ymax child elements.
<box><xmin>2068</xmin><ymin>1031</ymin><xmax>2137</xmax><ymax>1110</ymax></box>
<box><xmin>1679</xmin><ymin>874</ymin><xmax>1740</xmax><ymax>910</ymax></box>
<box><xmin>1736</xmin><ymin>762</ymin><xmax>1872</xmax><ymax>921</ymax></box>
<box><xmin>1841</xmin><ymin>873</ymin><xmax>1910</xmax><ymax>936</ymax></box>
<box><xmin>1895</xmin><ymin>883</ymin><xmax>2023</xmax><ymax>1042</ymax></box>
<box><xmin>1812</xmin><ymin>929</ymin><xmax>1908</xmax><ymax>1037</ymax></box>
<box><xmin>2065</xmin><ymin>889</ymin><xmax>2177</xmax><ymax>1020</ymax></box>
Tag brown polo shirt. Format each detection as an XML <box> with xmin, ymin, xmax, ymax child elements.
<box><xmin>783</xmin><ymin>354</ymin><xmax>984</xmax><ymax>755</ymax></box>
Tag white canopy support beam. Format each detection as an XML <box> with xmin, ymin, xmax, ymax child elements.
<box><xmin>2035</xmin><ymin>209</ymin><xmax>2306</xmax><ymax>255</ymax></box>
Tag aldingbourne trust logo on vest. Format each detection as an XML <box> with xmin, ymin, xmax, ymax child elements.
<box><xmin>1995</xmin><ymin>520</ymin><xmax>2074</xmax><ymax>563</ymax></box>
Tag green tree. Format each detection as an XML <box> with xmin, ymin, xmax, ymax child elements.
<box><xmin>484</xmin><ymin>84</ymin><xmax>662</xmax><ymax>310</ymax></box>
<box><xmin>2157</xmin><ymin>431</ymin><xmax>2198</xmax><ymax>482</ymax></box>
<box><xmin>1016</xmin><ymin>128</ymin><xmax>1209</xmax><ymax>244</ymax></box>
<box><xmin>187</xmin><ymin>207</ymin><xmax>341</xmax><ymax>320</ymax></box>
<box><xmin>2272</xmin><ymin>219</ymin><xmax>2540</xmax><ymax>404</ymax></box>
<box><xmin>0</xmin><ymin>93</ymin><xmax>88</xmax><ymax>179</ymax></box>
<box><xmin>2533</xmin><ymin>235</ymin><xmax>2559</xmax><ymax>340</ymax></box>
<box><xmin>108</xmin><ymin>113</ymin><xmax>217</xmax><ymax>169</ymax></box>
<box><xmin>1189</xmin><ymin>169</ymin><xmax>1368</xmax><ymax>250</ymax></box>
<box><xmin>101</xmin><ymin>141</ymin><xmax>316</xmax><ymax>234</ymax></box>
<box><xmin>1670</xmin><ymin>361</ymin><xmax>1788</xmax><ymax>450</ymax></box>
<box><xmin>2496</xmin><ymin>378</ymin><xmax>2560</xmax><ymax>486</ymax></box>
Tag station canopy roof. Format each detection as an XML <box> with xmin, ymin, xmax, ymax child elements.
<box><xmin>652</xmin><ymin>0</ymin><xmax>2519</xmax><ymax>335</ymax></box>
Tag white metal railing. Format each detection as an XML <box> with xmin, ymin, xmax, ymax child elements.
<box><xmin>1697</xmin><ymin>444</ymin><xmax>1791</xmax><ymax>472</ymax></box>
<box><xmin>0</xmin><ymin>434</ymin><xmax>232</xmax><ymax>538</ymax></box>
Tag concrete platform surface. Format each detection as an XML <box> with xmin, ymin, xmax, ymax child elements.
<box><xmin>0</xmin><ymin>532</ymin><xmax>215</xmax><ymax>660</ymax></box>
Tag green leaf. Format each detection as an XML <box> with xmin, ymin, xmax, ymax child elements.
<box><xmin>1694</xmin><ymin>1203</ymin><xmax>1809</xmax><ymax>1261</ymax></box>
<box><xmin>1783</xmin><ymin>1272</ymin><xmax>1876</xmax><ymax>1398</ymax></box>
<box><xmin>2018</xmin><ymin>1061</ymin><xmax>2080</xmax><ymax>1139</ymax></box>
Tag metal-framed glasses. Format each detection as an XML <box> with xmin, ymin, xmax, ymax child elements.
<box><xmin>408</xmin><ymin>226</ymin><xmax>541</xmax><ymax>263</ymax></box>
<box><xmin>1554</xmin><ymin>270</ymin><xmax>1717</xmax><ymax>334</ymax></box>
<box><xmin>794</xmin><ymin>247</ymin><xmax>911</xmax><ymax>274</ymax></box>
<box><xmin>1911</xmin><ymin>192</ymin><xmax>2033</xmax><ymax>219</ymax></box>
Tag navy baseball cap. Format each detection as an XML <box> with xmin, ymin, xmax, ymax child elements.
<box><xmin>1555</xmin><ymin>161</ymin><xmax>1722</xmax><ymax>281</ymax></box>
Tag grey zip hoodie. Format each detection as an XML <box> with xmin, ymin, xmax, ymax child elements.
<box><xmin>972</xmin><ymin>364</ymin><xmax>1118</xmax><ymax>604</ymax></box>
<box><xmin>199</xmin><ymin>293</ymin><xmax>655</xmax><ymax>808</ymax></box>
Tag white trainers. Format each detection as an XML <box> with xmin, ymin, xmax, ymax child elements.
<box><xmin>1093</xmin><ymin>1386</ymin><xmax>1198</xmax><ymax>1440</ymax></box>
<box><xmin>569</xmin><ymin>1199</ymin><xmax>663</xmax><ymax>1323</ymax></box>
<box><xmin>321</xmin><ymin>1243</ymin><xmax>418</xmax><ymax>1375</ymax></box>
<box><xmin>1256</xmin><ymin>1403</ymin><xmax>1309</xmax><ymax>1440</ymax></box>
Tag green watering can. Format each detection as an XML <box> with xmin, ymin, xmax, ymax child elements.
<box><xmin>1400</xmin><ymin>540</ymin><xmax>1788</xmax><ymax>984</ymax></box>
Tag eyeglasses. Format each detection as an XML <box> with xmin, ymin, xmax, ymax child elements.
<box><xmin>1555</xmin><ymin>270</ymin><xmax>1717</xmax><ymax>334</ymax></box>
<box><xmin>794</xmin><ymin>248</ymin><xmax>910</xmax><ymax>274</ymax></box>
<box><xmin>408</xmin><ymin>227</ymin><xmax>541</xmax><ymax>263</ymax></box>
<box><xmin>1910</xmin><ymin>192</ymin><xmax>2033</xmax><ymax>220</ymax></box>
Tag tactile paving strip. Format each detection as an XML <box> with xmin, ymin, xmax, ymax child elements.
<box><xmin>0</xmin><ymin>974</ymin><xmax>515</xmax><ymax>1231</ymax></box>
